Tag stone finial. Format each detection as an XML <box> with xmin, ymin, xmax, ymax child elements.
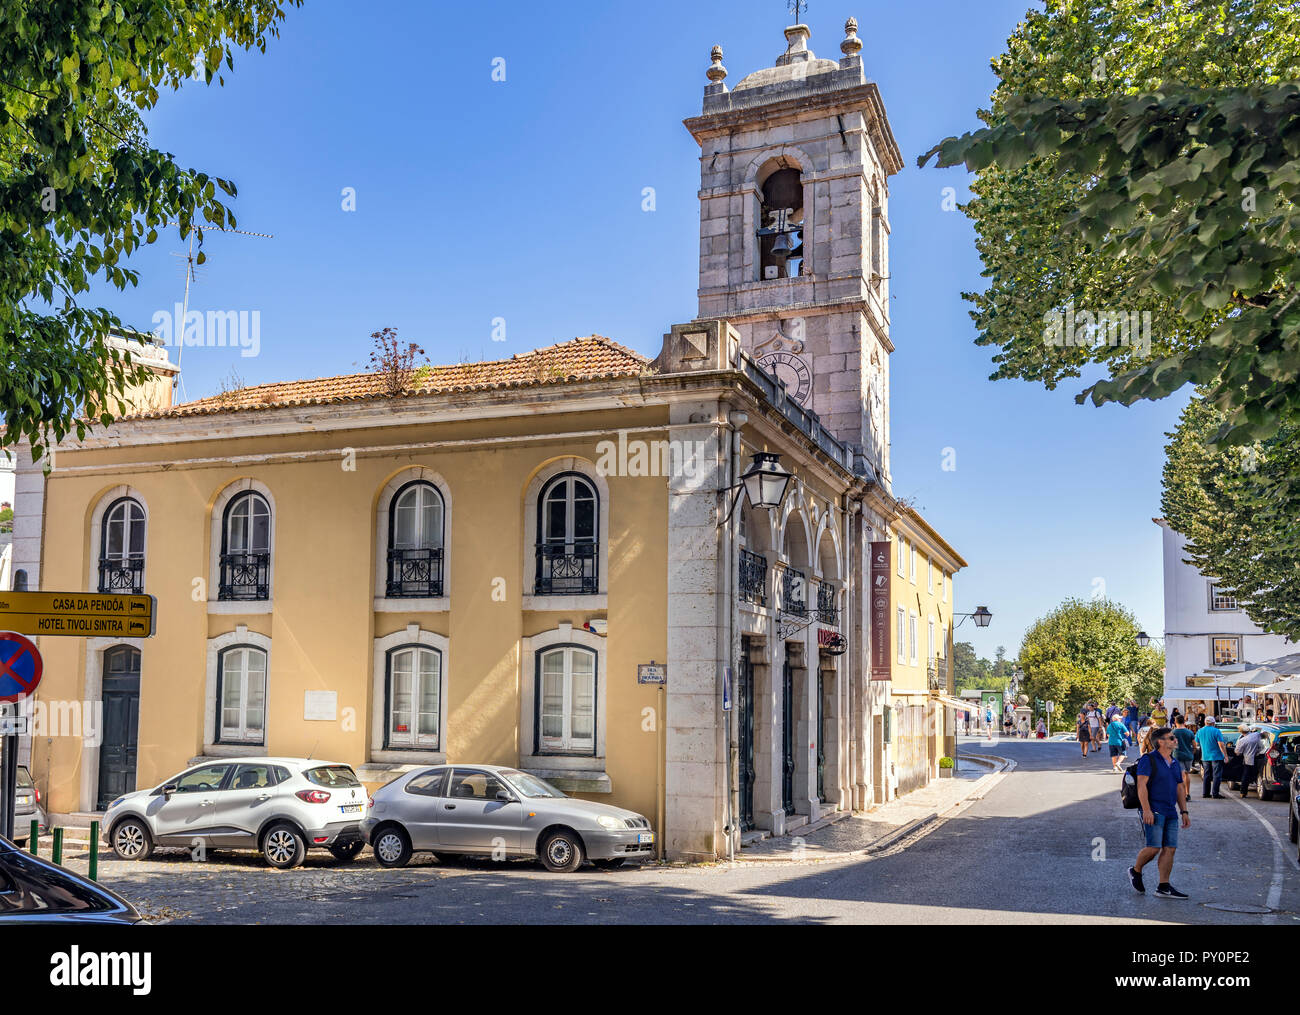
<box><xmin>841</xmin><ymin>17</ymin><xmax>862</xmax><ymax>57</ymax></box>
<box><xmin>776</xmin><ymin>23</ymin><xmax>813</xmax><ymax>66</ymax></box>
<box><xmin>707</xmin><ymin>45</ymin><xmax>727</xmax><ymax>84</ymax></box>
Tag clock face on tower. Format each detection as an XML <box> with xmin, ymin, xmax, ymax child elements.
<box><xmin>758</xmin><ymin>351</ymin><xmax>813</xmax><ymax>405</ymax></box>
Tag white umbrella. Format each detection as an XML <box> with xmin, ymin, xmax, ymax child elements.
<box><xmin>1253</xmin><ymin>676</ymin><xmax>1300</xmax><ymax>696</ymax></box>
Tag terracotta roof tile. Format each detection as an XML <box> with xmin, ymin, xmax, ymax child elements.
<box><xmin>135</xmin><ymin>336</ymin><xmax>651</xmax><ymax>420</ymax></box>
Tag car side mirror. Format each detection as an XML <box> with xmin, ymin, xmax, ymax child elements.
<box><xmin>496</xmin><ymin>790</ymin><xmax>515</xmax><ymax>803</ymax></box>
<box><xmin>162</xmin><ymin>784</ymin><xmax>177</xmax><ymax>797</ymax></box>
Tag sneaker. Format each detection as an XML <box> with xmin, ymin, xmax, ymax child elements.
<box><xmin>1129</xmin><ymin>867</ymin><xmax>1145</xmax><ymax>894</ymax></box>
<box><xmin>1212</xmin><ymin>794</ymin><xmax>1227</xmax><ymax>799</ymax></box>
<box><xmin>1155</xmin><ymin>884</ymin><xmax>1189</xmax><ymax>900</ymax></box>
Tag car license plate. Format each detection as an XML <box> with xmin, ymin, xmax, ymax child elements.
<box><xmin>637</xmin><ymin>832</ymin><xmax>654</xmax><ymax>844</ymax></box>
<box><xmin>16</xmin><ymin>795</ymin><xmax>30</xmax><ymax>806</ymax></box>
<box><xmin>340</xmin><ymin>804</ymin><xmax>363</xmax><ymax>814</ymax></box>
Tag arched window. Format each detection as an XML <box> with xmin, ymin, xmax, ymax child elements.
<box><xmin>534</xmin><ymin>473</ymin><xmax>598</xmax><ymax>595</ymax></box>
<box><xmin>385</xmin><ymin>645</ymin><xmax>443</xmax><ymax>750</ymax></box>
<box><xmin>99</xmin><ymin>497</ymin><xmax>145</xmax><ymax>594</ymax></box>
<box><xmin>386</xmin><ymin>482</ymin><xmax>445</xmax><ymax>598</ymax></box>
<box><xmin>217</xmin><ymin>645</ymin><xmax>267</xmax><ymax>744</ymax></box>
<box><xmin>758</xmin><ymin>167</ymin><xmax>804</xmax><ymax>280</ymax></box>
<box><xmin>219</xmin><ymin>492</ymin><xmax>271</xmax><ymax>601</ymax></box>
<box><xmin>535</xmin><ymin>645</ymin><xmax>596</xmax><ymax>755</ymax></box>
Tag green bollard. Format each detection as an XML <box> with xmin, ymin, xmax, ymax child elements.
<box><xmin>89</xmin><ymin>821</ymin><xmax>99</xmax><ymax>882</ymax></box>
<box><xmin>29</xmin><ymin>820</ymin><xmax>38</xmax><ymax>856</ymax></box>
<box><xmin>51</xmin><ymin>826</ymin><xmax>63</xmax><ymax>866</ymax></box>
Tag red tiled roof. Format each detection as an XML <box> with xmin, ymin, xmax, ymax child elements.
<box><xmin>135</xmin><ymin>336</ymin><xmax>651</xmax><ymax>419</ymax></box>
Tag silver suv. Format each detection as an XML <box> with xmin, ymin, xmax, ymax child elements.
<box><xmin>104</xmin><ymin>758</ymin><xmax>369</xmax><ymax>869</ymax></box>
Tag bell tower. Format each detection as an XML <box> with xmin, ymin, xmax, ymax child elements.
<box><xmin>685</xmin><ymin>18</ymin><xmax>901</xmax><ymax>484</ymax></box>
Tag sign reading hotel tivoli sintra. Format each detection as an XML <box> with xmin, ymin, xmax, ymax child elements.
<box><xmin>0</xmin><ymin>591</ymin><xmax>157</xmax><ymax>638</ymax></box>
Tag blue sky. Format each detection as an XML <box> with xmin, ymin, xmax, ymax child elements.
<box><xmin>92</xmin><ymin>0</ymin><xmax>1187</xmax><ymax>661</ymax></box>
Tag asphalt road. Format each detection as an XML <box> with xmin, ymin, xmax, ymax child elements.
<box><xmin>84</xmin><ymin>737</ymin><xmax>1300</xmax><ymax>924</ymax></box>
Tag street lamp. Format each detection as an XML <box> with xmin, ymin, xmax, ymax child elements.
<box><xmin>1136</xmin><ymin>632</ymin><xmax>1165</xmax><ymax>649</ymax></box>
<box><xmin>955</xmin><ymin>606</ymin><xmax>993</xmax><ymax>629</ymax></box>
<box><xmin>719</xmin><ymin>452</ymin><xmax>793</xmax><ymax>525</ymax></box>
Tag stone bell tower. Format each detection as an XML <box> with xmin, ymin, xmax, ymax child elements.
<box><xmin>685</xmin><ymin>18</ymin><xmax>902</xmax><ymax>485</ymax></box>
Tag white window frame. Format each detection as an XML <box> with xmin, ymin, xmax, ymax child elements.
<box><xmin>943</xmin><ymin>572</ymin><xmax>949</xmax><ymax>603</ymax></box>
<box><xmin>1208</xmin><ymin>583</ymin><xmax>1238</xmax><ymax>613</ymax></box>
<box><xmin>896</xmin><ymin>606</ymin><xmax>906</xmax><ymax>664</ymax></box>
<box><xmin>204</xmin><ymin>627</ymin><xmax>272</xmax><ymax>756</ymax></box>
<box><xmin>926</xmin><ymin>556</ymin><xmax>933</xmax><ymax>593</ymax></box>
<box><xmin>897</xmin><ymin>538</ymin><xmax>905</xmax><ymax>577</ymax></box>
<box><xmin>208</xmin><ymin>479</ymin><xmax>276</xmax><ymax>614</ymax></box>
<box><xmin>535</xmin><ymin>645</ymin><xmax>598</xmax><ymax>756</ymax></box>
<box><xmin>384</xmin><ymin>644</ymin><xmax>444</xmax><ymax>750</ymax></box>
<box><xmin>217</xmin><ymin>644</ymin><xmax>268</xmax><ymax>745</ymax></box>
<box><xmin>909</xmin><ymin>613</ymin><xmax>919</xmax><ymax>666</ymax></box>
<box><xmin>522</xmin><ymin>459</ymin><xmax>609</xmax><ymax>611</ymax></box>
<box><xmin>910</xmin><ymin>545</ymin><xmax>917</xmax><ymax>584</ymax></box>
<box><xmin>370</xmin><ymin>626</ymin><xmax>451</xmax><ymax>765</ymax></box>
<box><xmin>87</xmin><ymin>486</ymin><xmax>149</xmax><ymax>593</ymax></box>
<box><xmin>928</xmin><ymin>617</ymin><xmax>935</xmax><ymax>662</ymax></box>
<box><xmin>374</xmin><ymin>468</ymin><xmax>452</xmax><ymax>612</ymax></box>
<box><xmin>519</xmin><ymin>623</ymin><xmax>608</xmax><ymax>775</ymax></box>
<box><xmin>1211</xmin><ymin>636</ymin><xmax>1241</xmax><ymax>667</ymax></box>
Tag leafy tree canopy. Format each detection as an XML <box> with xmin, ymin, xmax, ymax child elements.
<box><xmin>1162</xmin><ymin>391</ymin><xmax>1300</xmax><ymax>637</ymax></box>
<box><xmin>1018</xmin><ymin>597</ymin><xmax>1165</xmax><ymax>722</ymax></box>
<box><xmin>919</xmin><ymin>0</ymin><xmax>1300</xmax><ymax>448</ymax></box>
<box><xmin>0</xmin><ymin>0</ymin><xmax>300</xmax><ymax>460</ymax></box>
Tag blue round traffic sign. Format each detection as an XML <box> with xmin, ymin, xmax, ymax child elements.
<box><xmin>0</xmin><ymin>631</ymin><xmax>42</xmax><ymax>703</ymax></box>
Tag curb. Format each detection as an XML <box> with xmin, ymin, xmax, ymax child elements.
<box><xmin>736</xmin><ymin>752</ymin><xmax>1015</xmax><ymax>863</ymax></box>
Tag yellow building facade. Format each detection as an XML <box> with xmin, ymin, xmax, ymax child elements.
<box><xmin>887</xmin><ymin>508</ymin><xmax>967</xmax><ymax>797</ymax></box>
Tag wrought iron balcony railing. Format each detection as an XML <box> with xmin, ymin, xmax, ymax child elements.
<box><xmin>739</xmin><ymin>548</ymin><xmax>768</xmax><ymax>607</ymax></box>
<box><xmin>387</xmin><ymin>547</ymin><xmax>444</xmax><ymax>598</ymax></box>
<box><xmin>98</xmin><ymin>556</ymin><xmax>144</xmax><ymax>595</ymax></box>
<box><xmin>218</xmin><ymin>552</ymin><xmax>271</xmax><ymax>601</ymax></box>
<box><xmin>777</xmin><ymin>567</ymin><xmax>807</xmax><ymax>617</ymax></box>
<box><xmin>816</xmin><ymin>580</ymin><xmax>838</xmax><ymax>626</ymax></box>
<box><xmin>534</xmin><ymin>540</ymin><xmax>599</xmax><ymax>596</ymax></box>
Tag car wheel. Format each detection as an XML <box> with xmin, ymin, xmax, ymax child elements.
<box><xmin>1290</xmin><ymin>805</ymin><xmax>1298</xmax><ymax>844</ymax></box>
<box><xmin>328</xmin><ymin>841</ymin><xmax>364</xmax><ymax>863</ymax></box>
<box><xmin>591</xmin><ymin>858</ymin><xmax>626</xmax><ymax>871</ymax></box>
<box><xmin>372</xmin><ymin>826</ymin><xmax>412</xmax><ymax>869</ymax></box>
<box><xmin>1260</xmin><ymin>786</ymin><xmax>1274</xmax><ymax>802</ymax></box>
<box><xmin>539</xmin><ymin>829</ymin><xmax>584</xmax><ymax>873</ymax></box>
<box><xmin>111</xmin><ymin>818</ymin><xmax>154</xmax><ymax>861</ymax></box>
<box><xmin>261</xmin><ymin>823</ymin><xmax>306</xmax><ymax>869</ymax></box>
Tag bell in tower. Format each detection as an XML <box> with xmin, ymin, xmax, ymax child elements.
<box><xmin>684</xmin><ymin>17</ymin><xmax>901</xmax><ymax>486</ymax></box>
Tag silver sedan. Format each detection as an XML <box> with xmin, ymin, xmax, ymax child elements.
<box><xmin>361</xmin><ymin>765</ymin><xmax>655</xmax><ymax>872</ymax></box>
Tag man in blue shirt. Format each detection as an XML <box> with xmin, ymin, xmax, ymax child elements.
<box><xmin>1106</xmin><ymin>714</ymin><xmax>1130</xmax><ymax>772</ymax></box>
<box><xmin>1124</xmin><ymin>700</ymin><xmax>1140</xmax><ymax>739</ymax></box>
<box><xmin>1129</xmin><ymin>727</ymin><xmax>1190</xmax><ymax>900</ymax></box>
<box><xmin>1195</xmin><ymin>717</ymin><xmax>1228</xmax><ymax>798</ymax></box>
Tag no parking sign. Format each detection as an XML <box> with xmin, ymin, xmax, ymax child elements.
<box><xmin>0</xmin><ymin>631</ymin><xmax>42</xmax><ymax>703</ymax></box>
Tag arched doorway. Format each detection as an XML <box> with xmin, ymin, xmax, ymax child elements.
<box><xmin>97</xmin><ymin>646</ymin><xmax>140</xmax><ymax>810</ymax></box>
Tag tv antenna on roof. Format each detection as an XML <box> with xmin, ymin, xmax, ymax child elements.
<box><xmin>165</xmin><ymin>223</ymin><xmax>274</xmax><ymax>401</ymax></box>
<box><xmin>788</xmin><ymin>0</ymin><xmax>807</xmax><ymax>24</ymax></box>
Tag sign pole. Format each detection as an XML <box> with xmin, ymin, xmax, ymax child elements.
<box><xmin>1</xmin><ymin>732</ymin><xmax>15</xmax><ymax>842</ymax></box>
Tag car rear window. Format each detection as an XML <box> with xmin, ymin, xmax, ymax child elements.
<box><xmin>305</xmin><ymin>765</ymin><xmax>361</xmax><ymax>789</ymax></box>
<box><xmin>15</xmin><ymin>769</ymin><xmax>33</xmax><ymax>790</ymax></box>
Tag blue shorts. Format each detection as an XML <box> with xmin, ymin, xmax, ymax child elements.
<box><xmin>1110</xmin><ymin>744</ymin><xmax>1124</xmax><ymax>757</ymax></box>
<box><xmin>1141</xmin><ymin>812</ymin><xmax>1180</xmax><ymax>849</ymax></box>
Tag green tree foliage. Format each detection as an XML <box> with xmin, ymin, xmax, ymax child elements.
<box><xmin>0</xmin><ymin>0</ymin><xmax>301</xmax><ymax>459</ymax></box>
<box><xmin>1162</xmin><ymin>392</ymin><xmax>1300</xmax><ymax>637</ymax></box>
<box><xmin>952</xmin><ymin>640</ymin><xmax>1009</xmax><ymax>691</ymax></box>
<box><xmin>1019</xmin><ymin>598</ymin><xmax>1165</xmax><ymax>722</ymax></box>
<box><xmin>918</xmin><ymin>0</ymin><xmax>1300</xmax><ymax>448</ymax></box>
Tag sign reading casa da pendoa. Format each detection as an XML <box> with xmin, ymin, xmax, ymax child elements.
<box><xmin>0</xmin><ymin>591</ymin><xmax>157</xmax><ymax>638</ymax></box>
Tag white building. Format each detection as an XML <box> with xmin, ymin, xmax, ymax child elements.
<box><xmin>1157</xmin><ymin>518</ymin><xmax>1294</xmax><ymax>712</ymax></box>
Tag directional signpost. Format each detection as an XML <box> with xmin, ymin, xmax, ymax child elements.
<box><xmin>0</xmin><ymin>631</ymin><xmax>42</xmax><ymax>841</ymax></box>
<box><xmin>0</xmin><ymin>591</ymin><xmax>156</xmax><ymax>639</ymax></box>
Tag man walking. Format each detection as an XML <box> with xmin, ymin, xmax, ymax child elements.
<box><xmin>1195</xmin><ymin>717</ymin><xmax>1228</xmax><ymax>798</ymax></box>
<box><xmin>1235</xmin><ymin>725</ymin><xmax>1267</xmax><ymax>798</ymax></box>
<box><xmin>1106</xmin><ymin>711</ymin><xmax>1129</xmax><ymax>772</ymax></box>
<box><xmin>1129</xmin><ymin>727</ymin><xmax>1191</xmax><ymax>900</ymax></box>
<box><xmin>985</xmin><ymin>704</ymin><xmax>994</xmax><ymax>741</ymax></box>
<box><xmin>1125</xmin><ymin>699</ymin><xmax>1140</xmax><ymax>741</ymax></box>
<box><xmin>1171</xmin><ymin>715</ymin><xmax>1197</xmax><ymax>804</ymax></box>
